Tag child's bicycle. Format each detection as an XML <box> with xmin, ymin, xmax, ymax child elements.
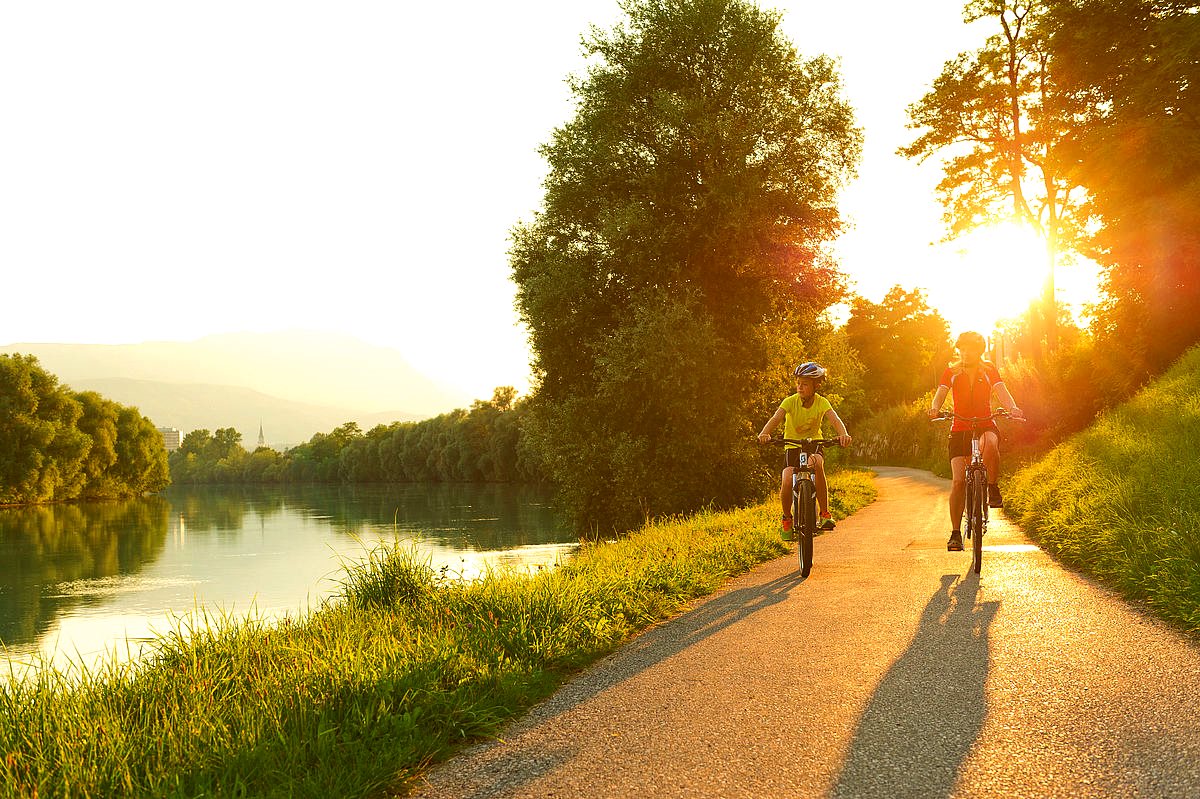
<box><xmin>930</xmin><ymin>409</ymin><xmax>1018</xmax><ymax>575</ymax></box>
<box><xmin>766</xmin><ymin>437</ymin><xmax>842</xmax><ymax>577</ymax></box>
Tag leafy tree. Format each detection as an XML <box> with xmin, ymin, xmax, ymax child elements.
<box><xmin>845</xmin><ymin>286</ymin><xmax>952</xmax><ymax>413</ymax></box>
<box><xmin>109</xmin><ymin>407</ymin><xmax>170</xmax><ymax>496</ymax></box>
<box><xmin>168</xmin><ymin>428</ymin><xmax>247</xmax><ymax>484</ymax></box>
<box><xmin>0</xmin><ymin>356</ymin><xmax>168</xmax><ymax>503</ymax></box>
<box><xmin>177</xmin><ymin>429</ymin><xmax>211</xmax><ymax>457</ymax></box>
<box><xmin>511</xmin><ymin>0</ymin><xmax>861</xmax><ymax>533</ymax></box>
<box><xmin>207</xmin><ymin>428</ymin><xmax>243</xmax><ymax>462</ymax></box>
<box><xmin>901</xmin><ymin>0</ymin><xmax>1082</xmax><ymax>351</ymax></box>
<box><xmin>74</xmin><ymin>391</ymin><xmax>121</xmax><ymax>496</ymax></box>
<box><xmin>0</xmin><ymin>355</ymin><xmax>89</xmax><ymax>504</ymax></box>
<box><xmin>1048</xmin><ymin>0</ymin><xmax>1200</xmax><ymax>383</ymax></box>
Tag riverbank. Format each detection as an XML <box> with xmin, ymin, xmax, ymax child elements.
<box><xmin>0</xmin><ymin>469</ymin><xmax>876</xmax><ymax>798</ymax></box>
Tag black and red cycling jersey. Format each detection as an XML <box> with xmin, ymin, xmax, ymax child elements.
<box><xmin>939</xmin><ymin>362</ymin><xmax>1004</xmax><ymax>432</ymax></box>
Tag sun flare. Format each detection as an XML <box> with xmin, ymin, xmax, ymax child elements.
<box><xmin>920</xmin><ymin>221</ymin><xmax>1101</xmax><ymax>340</ymax></box>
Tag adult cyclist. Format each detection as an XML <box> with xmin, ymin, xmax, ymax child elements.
<box><xmin>926</xmin><ymin>331</ymin><xmax>1024</xmax><ymax>552</ymax></box>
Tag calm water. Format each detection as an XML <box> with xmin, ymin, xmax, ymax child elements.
<box><xmin>0</xmin><ymin>483</ymin><xmax>575</xmax><ymax>672</ymax></box>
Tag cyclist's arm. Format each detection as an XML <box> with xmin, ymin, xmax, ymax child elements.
<box><xmin>992</xmin><ymin>382</ymin><xmax>1023</xmax><ymax>418</ymax></box>
<box><xmin>928</xmin><ymin>385</ymin><xmax>950</xmax><ymax>418</ymax></box>
<box><xmin>758</xmin><ymin>407</ymin><xmax>786</xmax><ymax>443</ymax></box>
<box><xmin>824</xmin><ymin>408</ymin><xmax>851</xmax><ymax>446</ymax></box>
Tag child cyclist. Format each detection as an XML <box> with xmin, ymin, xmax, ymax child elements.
<box><xmin>757</xmin><ymin>362</ymin><xmax>852</xmax><ymax>535</ymax></box>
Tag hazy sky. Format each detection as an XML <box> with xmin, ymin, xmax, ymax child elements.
<box><xmin>1</xmin><ymin>1</ymin><xmax>1098</xmax><ymax>401</ymax></box>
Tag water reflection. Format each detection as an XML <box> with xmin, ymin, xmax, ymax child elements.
<box><xmin>0</xmin><ymin>483</ymin><xmax>572</xmax><ymax>671</ymax></box>
<box><xmin>0</xmin><ymin>498</ymin><xmax>170</xmax><ymax>648</ymax></box>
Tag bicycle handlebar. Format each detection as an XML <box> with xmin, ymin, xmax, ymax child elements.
<box><xmin>762</xmin><ymin>436</ymin><xmax>844</xmax><ymax>448</ymax></box>
<box><xmin>930</xmin><ymin>409</ymin><xmax>1022</xmax><ymax>423</ymax></box>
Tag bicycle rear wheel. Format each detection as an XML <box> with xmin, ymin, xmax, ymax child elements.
<box><xmin>797</xmin><ymin>479</ymin><xmax>816</xmax><ymax>577</ymax></box>
<box><xmin>967</xmin><ymin>470</ymin><xmax>984</xmax><ymax>574</ymax></box>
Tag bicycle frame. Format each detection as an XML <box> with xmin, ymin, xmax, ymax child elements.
<box><xmin>933</xmin><ymin>410</ymin><xmax>1010</xmax><ymax>575</ymax></box>
<box><xmin>774</xmin><ymin>437</ymin><xmax>841</xmax><ymax>577</ymax></box>
<box><xmin>965</xmin><ymin>428</ymin><xmax>990</xmax><ymax>571</ymax></box>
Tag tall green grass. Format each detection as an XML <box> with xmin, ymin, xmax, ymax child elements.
<box><xmin>1006</xmin><ymin>345</ymin><xmax>1200</xmax><ymax>633</ymax></box>
<box><xmin>848</xmin><ymin>395</ymin><xmax>950</xmax><ymax>476</ymax></box>
<box><xmin>0</xmin><ymin>471</ymin><xmax>875</xmax><ymax>798</ymax></box>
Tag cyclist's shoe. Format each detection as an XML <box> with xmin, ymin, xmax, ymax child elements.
<box><xmin>988</xmin><ymin>484</ymin><xmax>1003</xmax><ymax>508</ymax></box>
<box><xmin>947</xmin><ymin>530</ymin><xmax>964</xmax><ymax>551</ymax></box>
<box><xmin>819</xmin><ymin>512</ymin><xmax>836</xmax><ymax>531</ymax></box>
<box><xmin>781</xmin><ymin>516</ymin><xmax>793</xmax><ymax>535</ymax></box>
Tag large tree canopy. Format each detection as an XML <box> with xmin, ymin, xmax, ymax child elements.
<box><xmin>0</xmin><ymin>355</ymin><xmax>168</xmax><ymax>505</ymax></box>
<box><xmin>1048</xmin><ymin>0</ymin><xmax>1200</xmax><ymax>382</ymax></box>
<box><xmin>512</xmin><ymin>0</ymin><xmax>861</xmax><ymax>533</ymax></box>
<box><xmin>845</xmin><ymin>287</ymin><xmax>952</xmax><ymax>413</ymax></box>
<box><xmin>902</xmin><ymin>0</ymin><xmax>1083</xmax><ymax>351</ymax></box>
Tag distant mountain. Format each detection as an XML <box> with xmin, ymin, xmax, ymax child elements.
<box><xmin>0</xmin><ymin>331</ymin><xmax>469</xmax><ymax>416</ymax></box>
<box><xmin>66</xmin><ymin>377</ymin><xmax>422</xmax><ymax>451</ymax></box>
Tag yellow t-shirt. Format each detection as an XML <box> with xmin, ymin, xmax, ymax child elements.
<box><xmin>780</xmin><ymin>393</ymin><xmax>833</xmax><ymax>447</ymax></box>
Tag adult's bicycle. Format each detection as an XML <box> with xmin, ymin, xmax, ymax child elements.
<box><xmin>930</xmin><ymin>409</ymin><xmax>1016</xmax><ymax>575</ymax></box>
<box><xmin>766</xmin><ymin>437</ymin><xmax>841</xmax><ymax>577</ymax></box>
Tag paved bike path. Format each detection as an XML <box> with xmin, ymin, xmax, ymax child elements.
<box><xmin>411</xmin><ymin>467</ymin><xmax>1200</xmax><ymax>798</ymax></box>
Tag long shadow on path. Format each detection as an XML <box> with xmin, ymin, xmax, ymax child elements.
<box><xmin>830</xmin><ymin>574</ymin><xmax>999</xmax><ymax>799</ymax></box>
<box><xmin>417</xmin><ymin>567</ymin><xmax>809</xmax><ymax>798</ymax></box>
<box><xmin>542</xmin><ymin>567</ymin><xmax>809</xmax><ymax>720</ymax></box>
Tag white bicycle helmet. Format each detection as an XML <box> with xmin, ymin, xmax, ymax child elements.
<box><xmin>792</xmin><ymin>361</ymin><xmax>827</xmax><ymax>382</ymax></box>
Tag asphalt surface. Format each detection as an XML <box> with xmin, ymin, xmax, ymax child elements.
<box><xmin>410</xmin><ymin>467</ymin><xmax>1200</xmax><ymax>798</ymax></box>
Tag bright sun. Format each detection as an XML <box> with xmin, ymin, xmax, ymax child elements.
<box><xmin>921</xmin><ymin>221</ymin><xmax>1101</xmax><ymax>339</ymax></box>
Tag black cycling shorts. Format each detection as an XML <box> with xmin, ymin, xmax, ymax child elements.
<box><xmin>784</xmin><ymin>448</ymin><xmax>819</xmax><ymax>469</ymax></box>
<box><xmin>948</xmin><ymin>425</ymin><xmax>998</xmax><ymax>460</ymax></box>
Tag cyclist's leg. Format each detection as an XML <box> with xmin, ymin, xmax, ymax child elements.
<box><xmin>811</xmin><ymin>453</ymin><xmax>828</xmax><ymax>514</ymax></box>
<box><xmin>980</xmin><ymin>429</ymin><xmax>1000</xmax><ymax>482</ymax></box>
<box><xmin>950</xmin><ymin>456</ymin><xmax>968</xmax><ymax>530</ymax></box>
<box><xmin>980</xmin><ymin>429</ymin><xmax>1002</xmax><ymax>506</ymax></box>
<box><xmin>780</xmin><ymin>466</ymin><xmax>795</xmax><ymax>518</ymax></box>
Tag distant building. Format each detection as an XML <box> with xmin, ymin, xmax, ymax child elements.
<box><xmin>257</xmin><ymin>421</ymin><xmax>267</xmax><ymax>450</ymax></box>
<box><xmin>158</xmin><ymin>427</ymin><xmax>181</xmax><ymax>452</ymax></box>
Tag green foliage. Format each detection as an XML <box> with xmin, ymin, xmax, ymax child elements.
<box><xmin>1006</xmin><ymin>344</ymin><xmax>1200</xmax><ymax>632</ymax></box>
<box><xmin>845</xmin><ymin>286</ymin><xmax>952</xmax><ymax>414</ymax></box>
<box><xmin>168</xmin><ymin>388</ymin><xmax>546</xmax><ymax>485</ymax></box>
<box><xmin>0</xmin><ymin>355</ymin><xmax>168</xmax><ymax>505</ymax></box>
<box><xmin>1047</xmin><ymin>0</ymin><xmax>1200</xmax><ymax>384</ymax></box>
<box><xmin>512</xmin><ymin>0</ymin><xmax>861</xmax><ymax>533</ymax></box>
<box><xmin>0</xmin><ymin>472</ymin><xmax>874</xmax><ymax>797</ymax></box>
<box><xmin>849</xmin><ymin>394</ymin><xmax>952</xmax><ymax>476</ymax></box>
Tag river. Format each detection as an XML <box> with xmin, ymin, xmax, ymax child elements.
<box><xmin>0</xmin><ymin>483</ymin><xmax>576</xmax><ymax>673</ymax></box>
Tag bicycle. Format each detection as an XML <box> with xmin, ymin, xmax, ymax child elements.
<box><xmin>766</xmin><ymin>437</ymin><xmax>842</xmax><ymax>577</ymax></box>
<box><xmin>930</xmin><ymin>409</ymin><xmax>1016</xmax><ymax>575</ymax></box>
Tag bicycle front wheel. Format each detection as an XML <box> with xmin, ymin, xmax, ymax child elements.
<box><xmin>797</xmin><ymin>479</ymin><xmax>816</xmax><ymax>577</ymax></box>
<box><xmin>967</xmin><ymin>470</ymin><xmax>985</xmax><ymax>574</ymax></box>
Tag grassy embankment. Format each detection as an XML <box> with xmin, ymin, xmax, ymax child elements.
<box><xmin>1005</xmin><ymin>345</ymin><xmax>1200</xmax><ymax>634</ymax></box>
<box><xmin>0</xmin><ymin>470</ymin><xmax>875</xmax><ymax>798</ymax></box>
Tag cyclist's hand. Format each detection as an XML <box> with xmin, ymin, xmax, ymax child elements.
<box><xmin>838</xmin><ymin>433</ymin><xmax>852</xmax><ymax>447</ymax></box>
<box><xmin>757</xmin><ymin>433</ymin><xmax>771</xmax><ymax>444</ymax></box>
<box><xmin>926</xmin><ymin>408</ymin><xmax>942</xmax><ymax>419</ymax></box>
<box><xmin>1010</xmin><ymin>407</ymin><xmax>1026</xmax><ymax>421</ymax></box>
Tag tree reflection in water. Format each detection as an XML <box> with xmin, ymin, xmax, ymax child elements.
<box><xmin>0</xmin><ymin>497</ymin><xmax>170</xmax><ymax>647</ymax></box>
<box><xmin>0</xmin><ymin>483</ymin><xmax>570</xmax><ymax>660</ymax></box>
